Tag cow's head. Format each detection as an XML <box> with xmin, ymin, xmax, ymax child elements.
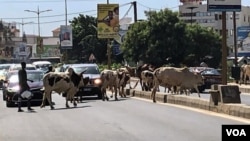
<box><xmin>68</xmin><ymin>67</ymin><xmax>89</xmax><ymax>88</ymax></box>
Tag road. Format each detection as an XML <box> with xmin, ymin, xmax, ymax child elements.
<box><xmin>0</xmin><ymin>91</ymin><xmax>249</xmax><ymax>141</ymax></box>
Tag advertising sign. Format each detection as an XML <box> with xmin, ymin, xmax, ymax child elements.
<box><xmin>207</xmin><ymin>0</ymin><xmax>241</xmax><ymax>12</ymax></box>
<box><xmin>237</xmin><ymin>26</ymin><xmax>250</xmax><ymax>52</ymax></box>
<box><xmin>97</xmin><ymin>4</ymin><xmax>119</xmax><ymax>39</ymax></box>
<box><xmin>19</xmin><ymin>42</ymin><xmax>27</xmax><ymax>56</ymax></box>
<box><xmin>60</xmin><ymin>25</ymin><xmax>73</xmax><ymax>49</ymax></box>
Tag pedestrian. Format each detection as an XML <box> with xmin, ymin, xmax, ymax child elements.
<box><xmin>18</xmin><ymin>62</ymin><xmax>34</xmax><ymax>112</ymax></box>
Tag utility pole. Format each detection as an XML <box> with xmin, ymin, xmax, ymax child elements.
<box><xmin>233</xmin><ymin>11</ymin><xmax>237</xmax><ymax>67</ymax></box>
<box><xmin>17</xmin><ymin>19</ymin><xmax>33</xmax><ymax>36</ymax></box>
<box><xmin>187</xmin><ymin>6</ymin><xmax>198</xmax><ymax>25</ymax></box>
<box><xmin>132</xmin><ymin>1</ymin><xmax>137</xmax><ymax>22</ymax></box>
<box><xmin>222</xmin><ymin>11</ymin><xmax>227</xmax><ymax>85</ymax></box>
<box><xmin>107</xmin><ymin>0</ymin><xmax>111</xmax><ymax>69</ymax></box>
<box><xmin>65</xmin><ymin>0</ymin><xmax>68</xmax><ymax>26</ymax></box>
<box><xmin>64</xmin><ymin>0</ymin><xmax>68</xmax><ymax>62</ymax></box>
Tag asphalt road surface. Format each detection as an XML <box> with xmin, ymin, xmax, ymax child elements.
<box><xmin>0</xmin><ymin>91</ymin><xmax>249</xmax><ymax>141</ymax></box>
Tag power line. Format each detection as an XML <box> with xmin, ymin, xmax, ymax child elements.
<box><xmin>121</xmin><ymin>3</ymin><xmax>133</xmax><ymax>20</ymax></box>
<box><xmin>1</xmin><ymin>10</ymin><xmax>97</xmax><ymax>20</ymax></box>
<box><xmin>1</xmin><ymin>2</ymin><xmax>132</xmax><ymax>20</ymax></box>
<box><xmin>137</xmin><ymin>2</ymin><xmax>162</xmax><ymax>11</ymax></box>
<box><xmin>0</xmin><ymin>0</ymin><xmax>98</xmax><ymax>3</ymax></box>
<box><xmin>137</xmin><ymin>2</ymin><xmax>179</xmax><ymax>11</ymax></box>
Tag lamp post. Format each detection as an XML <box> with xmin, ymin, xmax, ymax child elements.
<box><xmin>24</xmin><ymin>6</ymin><xmax>52</xmax><ymax>37</ymax></box>
<box><xmin>65</xmin><ymin>0</ymin><xmax>68</xmax><ymax>26</ymax></box>
<box><xmin>187</xmin><ymin>6</ymin><xmax>198</xmax><ymax>25</ymax></box>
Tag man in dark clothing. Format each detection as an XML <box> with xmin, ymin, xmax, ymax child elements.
<box><xmin>18</xmin><ymin>62</ymin><xmax>34</xmax><ymax>112</ymax></box>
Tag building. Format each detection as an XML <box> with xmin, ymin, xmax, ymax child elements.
<box><xmin>178</xmin><ymin>0</ymin><xmax>250</xmax><ymax>57</ymax></box>
<box><xmin>0</xmin><ymin>20</ymin><xmax>61</xmax><ymax>63</ymax></box>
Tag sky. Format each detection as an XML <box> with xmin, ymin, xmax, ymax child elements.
<box><xmin>0</xmin><ymin>0</ymin><xmax>250</xmax><ymax>37</ymax></box>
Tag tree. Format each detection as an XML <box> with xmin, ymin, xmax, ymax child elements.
<box><xmin>121</xmin><ymin>8</ymin><xmax>222</xmax><ymax>68</ymax></box>
<box><xmin>68</xmin><ymin>14</ymin><xmax>107</xmax><ymax>63</ymax></box>
<box><xmin>184</xmin><ymin>24</ymin><xmax>221</xmax><ymax>68</ymax></box>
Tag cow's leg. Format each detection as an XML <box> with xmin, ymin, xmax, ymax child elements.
<box><xmin>121</xmin><ymin>86</ymin><xmax>125</xmax><ymax>97</ymax></box>
<box><xmin>114</xmin><ymin>86</ymin><xmax>118</xmax><ymax>101</ymax></box>
<box><xmin>151</xmin><ymin>87</ymin><xmax>157</xmax><ymax>103</ymax></box>
<box><xmin>65</xmin><ymin>90</ymin><xmax>71</xmax><ymax>108</ymax></box>
<box><xmin>132</xmin><ymin>80</ymin><xmax>139</xmax><ymax>89</ymax></box>
<box><xmin>194</xmin><ymin>85</ymin><xmax>200</xmax><ymax>97</ymax></box>
<box><xmin>40</xmin><ymin>91</ymin><xmax>48</xmax><ymax>108</ymax></box>
<box><xmin>101</xmin><ymin>85</ymin><xmax>109</xmax><ymax>101</ymax></box>
<box><xmin>41</xmin><ymin>91</ymin><xmax>54</xmax><ymax>109</ymax></box>
<box><xmin>139</xmin><ymin>79</ymin><xmax>144</xmax><ymax>91</ymax></box>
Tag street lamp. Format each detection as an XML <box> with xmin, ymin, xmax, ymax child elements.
<box><xmin>24</xmin><ymin>6</ymin><xmax>52</xmax><ymax>37</ymax></box>
<box><xmin>187</xmin><ymin>6</ymin><xmax>198</xmax><ymax>25</ymax></box>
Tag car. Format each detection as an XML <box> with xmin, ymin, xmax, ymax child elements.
<box><xmin>189</xmin><ymin>67</ymin><xmax>222</xmax><ymax>92</ymax></box>
<box><xmin>0</xmin><ymin>64</ymin><xmax>13</xmax><ymax>89</ymax></box>
<box><xmin>3</xmin><ymin>70</ymin><xmax>45</xmax><ymax>107</ymax></box>
<box><xmin>32</xmin><ymin>61</ymin><xmax>52</xmax><ymax>72</ymax></box>
<box><xmin>63</xmin><ymin>63</ymin><xmax>102</xmax><ymax>100</ymax></box>
<box><xmin>200</xmin><ymin>68</ymin><xmax>222</xmax><ymax>88</ymax></box>
<box><xmin>8</xmin><ymin>63</ymin><xmax>36</xmax><ymax>71</ymax></box>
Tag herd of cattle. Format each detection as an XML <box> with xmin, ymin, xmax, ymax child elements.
<box><xmin>40</xmin><ymin>64</ymin><xmax>205</xmax><ymax>109</ymax></box>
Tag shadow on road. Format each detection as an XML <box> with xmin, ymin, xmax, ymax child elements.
<box><xmin>51</xmin><ymin>105</ymin><xmax>92</xmax><ymax>111</ymax></box>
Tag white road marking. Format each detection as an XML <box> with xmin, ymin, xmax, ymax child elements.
<box><xmin>132</xmin><ymin>97</ymin><xmax>250</xmax><ymax>124</ymax></box>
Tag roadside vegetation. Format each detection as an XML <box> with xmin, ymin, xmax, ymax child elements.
<box><xmin>66</xmin><ymin>8</ymin><xmax>222</xmax><ymax>69</ymax></box>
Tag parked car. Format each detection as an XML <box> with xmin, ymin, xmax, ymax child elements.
<box><xmin>63</xmin><ymin>63</ymin><xmax>102</xmax><ymax>99</ymax></box>
<box><xmin>8</xmin><ymin>63</ymin><xmax>36</xmax><ymax>71</ymax></box>
<box><xmin>3</xmin><ymin>70</ymin><xmax>45</xmax><ymax>107</ymax></box>
<box><xmin>189</xmin><ymin>67</ymin><xmax>222</xmax><ymax>92</ymax></box>
<box><xmin>32</xmin><ymin>61</ymin><xmax>52</xmax><ymax>72</ymax></box>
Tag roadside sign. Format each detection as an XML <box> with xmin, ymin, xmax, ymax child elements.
<box><xmin>207</xmin><ymin>0</ymin><xmax>241</xmax><ymax>12</ymax></box>
<box><xmin>97</xmin><ymin>4</ymin><xmax>119</xmax><ymax>39</ymax></box>
<box><xmin>60</xmin><ymin>25</ymin><xmax>73</xmax><ymax>49</ymax></box>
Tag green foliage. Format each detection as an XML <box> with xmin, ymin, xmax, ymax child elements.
<box><xmin>98</xmin><ymin>63</ymin><xmax>122</xmax><ymax>72</ymax></box>
<box><xmin>68</xmin><ymin>14</ymin><xmax>107</xmax><ymax>63</ymax></box>
<box><xmin>121</xmin><ymin>9</ymin><xmax>222</xmax><ymax>68</ymax></box>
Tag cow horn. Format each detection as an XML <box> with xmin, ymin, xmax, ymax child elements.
<box><xmin>81</xmin><ymin>68</ymin><xmax>88</xmax><ymax>75</ymax></box>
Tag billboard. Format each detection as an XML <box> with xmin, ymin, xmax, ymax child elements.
<box><xmin>60</xmin><ymin>25</ymin><xmax>73</xmax><ymax>49</ymax></box>
<box><xmin>207</xmin><ymin>0</ymin><xmax>241</xmax><ymax>12</ymax></box>
<box><xmin>237</xmin><ymin>26</ymin><xmax>250</xmax><ymax>52</ymax></box>
<box><xmin>97</xmin><ymin>4</ymin><xmax>119</xmax><ymax>39</ymax></box>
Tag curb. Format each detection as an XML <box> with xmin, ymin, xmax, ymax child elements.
<box><xmin>128</xmin><ymin>89</ymin><xmax>250</xmax><ymax>119</ymax></box>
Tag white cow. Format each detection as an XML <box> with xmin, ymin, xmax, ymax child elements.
<box><xmin>141</xmin><ymin>70</ymin><xmax>154</xmax><ymax>91</ymax></box>
<box><xmin>40</xmin><ymin>68</ymin><xmax>88</xmax><ymax>109</ymax></box>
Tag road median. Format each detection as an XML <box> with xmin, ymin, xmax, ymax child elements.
<box><xmin>128</xmin><ymin>89</ymin><xmax>250</xmax><ymax>119</ymax></box>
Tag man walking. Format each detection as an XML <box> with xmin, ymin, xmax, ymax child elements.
<box><xmin>18</xmin><ymin>62</ymin><xmax>34</xmax><ymax>112</ymax></box>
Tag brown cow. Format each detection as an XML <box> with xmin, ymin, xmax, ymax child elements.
<box><xmin>151</xmin><ymin>67</ymin><xmax>204</xmax><ymax>103</ymax></box>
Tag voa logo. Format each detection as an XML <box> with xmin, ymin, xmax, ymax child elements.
<box><xmin>226</xmin><ymin>129</ymin><xmax>246</xmax><ymax>136</ymax></box>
